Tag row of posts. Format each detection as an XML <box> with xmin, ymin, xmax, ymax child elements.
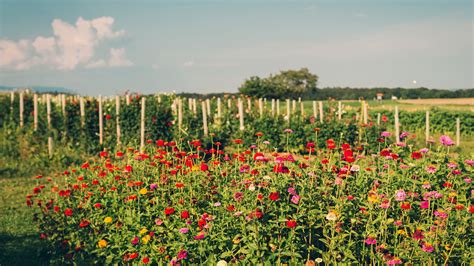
<box><xmin>9</xmin><ymin>92</ymin><xmax>463</xmax><ymax>155</ymax></box>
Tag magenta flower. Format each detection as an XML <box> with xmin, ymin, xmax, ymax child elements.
<box><xmin>177</xmin><ymin>250</ymin><xmax>188</xmax><ymax>260</ymax></box>
<box><xmin>131</xmin><ymin>236</ymin><xmax>139</xmax><ymax>245</ymax></box>
<box><xmin>365</xmin><ymin>237</ymin><xmax>377</xmax><ymax>245</ymax></box>
<box><xmin>421</xmin><ymin>242</ymin><xmax>434</xmax><ymax>253</ymax></box>
<box><xmin>381</xmin><ymin>131</ymin><xmax>391</xmax><ymax>137</ymax></box>
<box><xmin>439</xmin><ymin>135</ymin><xmax>454</xmax><ymax>146</ymax></box>
<box><xmin>426</xmin><ymin>166</ymin><xmax>437</xmax><ymax>174</ymax></box>
<box><xmin>291</xmin><ymin>195</ymin><xmax>300</xmax><ymax>205</ymax></box>
<box><xmin>387</xmin><ymin>258</ymin><xmax>403</xmax><ymax>265</ymax></box>
<box><xmin>420</xmin><ymin>201</ymin><xmax>429</xmax><ymax>209</ymax></box>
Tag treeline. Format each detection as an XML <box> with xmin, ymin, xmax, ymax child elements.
<box><xmin>179</xmin><ymin>87</ymin><xmax>474</xmax><ymax>100</ymax></box>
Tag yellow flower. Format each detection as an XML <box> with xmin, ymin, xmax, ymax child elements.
<box><xmin>139</xmin><ymin>188</ymin><xmax>148</xmax><ymax>195</ymax></box>
<box><xmin>139</xmin><ymin>228</ymin><xmax>148</xmax><ymax>235</ymax></box>
<box><xmin>104</xmin><ymin>217</ymin><xmax>113</xmax><ymax>223</ymax></box>
<box><xmin>98</xmin><ymin>239</ymin><xmax>107</xmax><ymax>248</ymax></box>
<box><xmin>325</xmin><ymin>211</ymin><xmax>338</xmax><ymax>221</ymax></box>
<box><xmin>217</xmin><ymin>260</ymin><xmax>228</xmax><ymax>266</ymax></box>
<box><xmin>142</xmin><ymin>235</ymin><xmax>151</xmax><ymax>244</ymax></box>
<box><xmin>396</xmin><ymin>229</ymin><xmax>407</xmax><ymax>236</ymax></box>
<box><xmin>192</xmin><ymin>165</ymin><xmax>199</xmax><ymax>172</ymax></box>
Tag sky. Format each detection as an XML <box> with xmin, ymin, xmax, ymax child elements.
<box><xmin>0</xmin><ymin>0</ymin><xmax>473</xmax><ymax>96</ymax></box>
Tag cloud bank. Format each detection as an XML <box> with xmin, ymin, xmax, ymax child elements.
<box><xmin>0</xmin><ymin>16</ymin><xmax>132</xmax><ymax>70</ymax></box>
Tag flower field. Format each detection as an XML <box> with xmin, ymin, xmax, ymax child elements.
<box><xmin>27</xmin><ymin>133</ymin><xmax>473</xmax><ymax>265</ymax></box>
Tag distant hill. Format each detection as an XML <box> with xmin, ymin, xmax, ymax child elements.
<box><xmin>0</xmin><ymin>86</ymin><xmax>76</xmax><ymax>94</ymax></box>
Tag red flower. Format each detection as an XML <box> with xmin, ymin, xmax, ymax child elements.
<box><xmin>156</xmin><ymin>139</ymin><xmax>165</xmax><ymax>147</ymax></box>
<box><xmin>125</xmin><ymin>165</ymin><xmax>133</xmax><ymax>173</ymax></box>
<box><xmin>64</xmin><ymin>208</ymin><xmax>73</xmax><ymax>216</ymax></box>
<box><xmin>105</xmin><ymin>114</ymin><xmax>111</xmax><ymax>120</ymax></box>
<box><xmin>164</xmin><ymin>207</ymin><xmax>175</xmax><ymax>216</ymax></box>
<box><xmin>200</xmin><ymin>163</ymin><xmax>208</xmax><ymax>171</ymax></box>
<box><xmin>269</xmin><ymin>192</ymin><xmax>280</xmax><ymax>201</ymax></box>
<box><xmin>142</xmin><ymin>257</ymin><xmax>150</xmax><ymax>264</ymax></box>
<box><xmin>233</xmin><ymin>139</ymin><xmax>243</xmax><ymax>144</ymax></box>
<box><xmin>79</xmin><ymin>220</ymin><xmax>90</xmax><ymax>228</ymax></box>
<box><xmin>400</xmin><ymin>202</ymin><xmax>411</xmax><ymax>210</ymax></box>
<box><xmin>411</xmin><ymin>152</ymin><xmax>422</xmax><ymax>159</ymax></box>
<box><xmin>326</xmin><ymin>139</ymin><xmax>336</xmax><ymax>149</ymax></box>
<box><xmin>181</xmin><ymin>210</ymin><xmax>190</xmax><ymax>219</ymax></box>
<box><xmin>286</xmin><ymin>220</ymin><xmax>297</xmax><ymax>228</ymax></box>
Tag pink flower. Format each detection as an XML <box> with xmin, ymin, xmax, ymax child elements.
<box><xmin>420</xmin><ymin>201</ymin><xmax>429</xmax><ymax>209</ymax></box>
<box><xmin>426</xmin><ymin>166</ymin><xmax>437</xmax><ymax>174</ymax></box>
<box><xmin>387</xmin><ymin>258</ymin><xmax>403</xmax><ymax>265</ymax></box>
<box><xmin>393</xmin><ymin>220</ymin><xmax>403</xmax><ymax>226</ymax></box>
<box><xmin>179</xmin><ymin>228</ymin><xmax>189</xmax><ymax>234</ymax></box>
<box><xmin>447</xmin><ymin>162</ymin><xmax>457</xmax><ymax>168</ymax></box>
<box><xmin>421</xmin><ymin>242</ymin><xmax>434</xmax><ymax>252</ymax></box>
<box><xmin>194</xmin><ymin>232</ymin><xmax>206</xmax><ymax>240</ymax></box>
<box><xmin>365</xmin><ymin>237</ymin><xmax>377</xmax><ymax>245</ymax></box>
<box><xmin>464</xmin><ymin>159</ymin><xmax>474</xmax><ymax>166</ymax></box>
<box><xmin>439</xmin><ymin>135</ymin><xmax>454</xmax><ymax>146</ymax></box>
<box><xmin>434</xmin><ymin>210</ymin><xmax>448</xmax><ymax>219</ymax></box>
<box><xmin>395</xmin><ymin>189</ymin><xmax>406</xmax><ymax>201</ymax></box>
<box><xmin>234</xmin><ymin>192</ymin><xmax>243</xmax><ymax>201</ymax></box>
<box><xmin>400</xmin><ymin>131</ymin><xmax>410</xmax><ymax>139</ymax></box>
<box><xmin>155</xmin><ymin>219</ymin><xmax>163</xmax><ymax>226</ymax></box>
<box><xmin>291</xmin><ymin>195</ymin><xmax>300</xmax><ymax>205</ymax></box>
<box><xmin>381</xmin><ymin>131</ymin><xmax>391</xmax><ymax>137</ymax></box>
<box><xmin>419</xmin><ymin>148</ymin><xmax>429</xmax><ymax>153</ymax></box>
<box><xmin>131</xmin><ymin>236</ymin><xmax>139</xmax><ymax>245</ymax></box>
<box><xmin>379</xmin><ymin>199</ymin><xmax>390</xmax><ymax>209</ymax></box>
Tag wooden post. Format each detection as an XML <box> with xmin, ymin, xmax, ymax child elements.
<box><xmin>292</xmin><ymin>99</ymin><xmax>296</xmax><ymax>114</ymax></box>
<box><xmin>99</xmin><ymin>95</ymin><xmax>103</xmax><ymax>145</ymax></box>
<box><xmin>140</xmin><ymin>97</ymin><xmax>146</xmax><ymax>152</ymax></box>
<box><xmin>456</xmin><ymin>118</ymin><xmax>460</xmax><ymax>147</ymax></box>
<box><xmin>363</xmin><ymin>101</ymin><xmax>368</xmax><ymax>124</ymax></box>
<box><xmin>259</xmin><ymin>98</ymin><xmax>263</xmax><ymax>117</ymax></box>
<box><xmin>19</xmin><ymin>92</ymin><xmax>24</xmax><ymax>127</ymax></box>
<box><xmin>247</xmin><ymin>98</ymin><xmax>251</xmax><ymax>113</ymax></box>
<box><xmin>318</xmin><ymin>101</ymin><xmax>323</xmax><ymax>123</ymax></box>
<box><xmin>394</xmin><ymin>106</ymin><xmax>400</xmax><ymax>143</ymax></box>
<box><xmin>377</xmin><ymin>113</ymin><xmax>381</xmax><ymax>125</ymax></box>
<box><xmin>46</xmin><ymin>94</ymin><xmax>51</xmax><ymax>128</ymax></box>
<box><xmin>227</xmin><ymin>98</ymin><xmax>231</xmax><ymax>109</ymax></box>
<box><xmin>276</xmin><ymin>99</ymin><xmax>280</xmax><ymax>116</ymax></box>
<box><xmin>178</xmin><ymin>98</ymin><xmax>183</xmax><ymax>129</ymax></box>
<box><xmin>206</xmin><ymin>99</ymin><xmax>211</xmax><ymax>118</ymax></box>
<box><xmin>188</xmin><ymin>98</ymin><xmax>193</xmax><ymax>111</ymax></box>
<box><xmin>300</xmin><ymin>100</ymin><xmax>304</xmax><ymax>118</ymax></box>
<box><xmin>425</xmin><ymin>111</ymin><xmax>430</xmax><ymax>143</ymax></box>
<box><xmin>338</xmin><ymin>101</ymin><xmax>342</xmax><ymax>120</ymax></box>
<box><xmin>217</xmin><ymin>97</ymin><xmax>222</xmax><ymax>119</ymax></box>
<box><xmin>286</xmin><ymin>99</ymin><xmax>290</xmax><ymax>123</ymax></box>
<box><xmin>116</xmin><ymin>96</ymin><xmax>121</xmax><ymax>145</ymax></box>
<box><xmin>193</xmin><ymin>98</ymin><xmax>197</xmax><ymax>115</ymax></box>
<box><xmin>33</xmin><ymin>94</ymin><xmax>38</xmax><ymax>131</ymax></box>
<box><xmin>312</xmin><ymin>101</ymin><xmax>317</xmax><ymax>118</ymax></box>
<box><xmin>238</xmin><ymin>99</ymin><xmax>244</xmax><ymax>131</ymax></box>
<box><xmin>61</xmin><ymin>94</ymin><xmax>66</xmax><ymax>117</ymax></box>
<box><xmin>48</xmin><ymin>137</ymin><xmax>53</xmax><ymax>157</ymax></box>
<box><xmin>10</xmin><ymin>91</ymin><xmax>14</xmax><ymax>113</ymax></box>
<box><xmin>126</xmin><ymin>93</ymin><xmax>130</xmax><ymax>105</ymax></box>
<box><xmin>202</xmin><ymin>101</ymin><xmax>209</xmax><ymax>136</ymax></box>
<box><xmin>79</xmin><ymin>97</ymin><xmax>85</xmax><ymax>127</ymax></box>
<box><xmin>271</xmin><ymin>99</ymin><xmax>275</xmax><ymax>117</ymax></box>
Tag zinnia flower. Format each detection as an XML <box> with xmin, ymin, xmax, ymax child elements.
<box><xmin>439</xmin><ymin>135</ymin><xmax>454</xmax><ymax>146</ymax></box>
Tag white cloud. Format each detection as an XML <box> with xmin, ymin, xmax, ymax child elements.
<box><xmin>0</xmin><ymin>16</ymin><xmax>132</xmax><ymax>70</ymax></box>
<box><xmin>109</xmin><ymin>48</ymin><xmax>133</xmax><ymax>66</ymax></box>
<box><xmin>183</xmin><ymin>60</ymin><xmax>195</xmax><ymax>67</ymax></box>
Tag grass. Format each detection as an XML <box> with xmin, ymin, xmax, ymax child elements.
<box><xmin>0</xmin><ymin>176</ymin><xmax>51</xmax><ymax>265</ymax></box>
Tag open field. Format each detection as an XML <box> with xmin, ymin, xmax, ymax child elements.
<box><xmin>398</xmin><ymin>98</ymin><xmax>474</xmax><ymax>105</ymax></box>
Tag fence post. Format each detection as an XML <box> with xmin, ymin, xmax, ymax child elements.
<box><xmin>116</xmin><ymin>96</ymin><xmax>121</xmax><ymax>145</ymax></box>
<box><xmin>377</xmin><ymin>113</ymin><xmax>381</xmax><ymax>125</ymax></box>
<box><xmin>193</xmin><ymin>98</ymin><xmax>197</xmax><ymax>115</ymax></box>
<box><xmin>99</xmin><ymin>95</ymin><xmax>103</xmax><ymax>145</ymax></box>
<box><xmin>47</xmin><ymin>94</ymin><xmax>51</xmax><ymax>128</ymax></box>
<box><xmin>126</xmin><ymin>93</ymin><xmax>130</xmax><ymax>105</ymax></box>
<box><xmin>140</xmin><ymin>97</ymin><xmax>146</xmax><ymax>152</ymax></box>
<box><xmin>259</xmin><ymin>98</ymin><xmax>263</xmax><ymax>117</ymax></box>
<box><xmin>206</xmin><ymin>98</ymin><xmax>211</xmax><ymax>118</ymax></box>
<box><xmin>425</xmin><ymin>111</ymin><xmax>430</xmax><ymax>143</ymax></box>
<box><xmin>276</xmin><ymin>99</ymin><xmax>280</xmax><ymax>116</ymax></box>
<box><xmin>48</xmin><ymin>137</ymin><xmax>53</xmax><ymax>157</ymax></box>
<box><xmin>312</xmin><ymin>101</ymin><xmax>317</xmax><ymax>119</ymax></box>
<box><xmin>292</xmin><ymin>99</ymin><xmax>296</xmax><ymax>114</ymax></box>
<box><xmin>271</xmin><ymin>99</ymin><xmax>275</xmax><ymax>117</ymax></box>
<box><xmin>318</xmin><ymin>101</ymin><xmax>323</xmax><ymax>123</ymax></box>
<box><xmin>247</xmin><ymin>97</ymin><xmax>251</xmax><ymax>113</ymax></box>
<box><xmin>227</xmin><ymin>98</ymin><xmax>231</xmax><ymax>109</ymax></box>
<box><xmin>394</xmin><ymin>106</ymin><xmax>400</xmax><ymax>143</ymax></box>
<box><xmin>34</xmin><ymin>94</ymin><xmax>38</xmax><ymax>131</ymax></box>
<box><xmin>10</xmin><ymin>91</ymin><xmax>14</xmax><ymax>114</ymax></box>
<box><xmin>363</xmin><ymin>101</ymin><xmax>368</xmax><ymax>124</ymax></box>
<box><xmin>19</xmin><ymin>92</ymin><xmax>24</xmax><ymax>127</ymax></box>
<box><xmin>188</xmin><ymin>98</ymin><xmax>193</xmax><ymax>112</ymax></box>
<box><xmin>300</xmin><ymin>99</ymin><xmax>304</xmax><ymax>118</ymax></box>
<box><xmin>178</xmin><ymin>98</ymin><xmax>183</xmax><ymax>130</ymax></box>
<box><xmin>217</xmin><ymin>97</ymin><xmax>222</xmax><ymax>120</ymax></box>
<box><xmin>456</xmin><ymin>118</ymin><xmax>460</xmax><ymax>147</ymax></box>
<box><xmin>80</xmin><ymin>96</ymin><xmax>85</xmax><ymax>127</ymax></box>
<box><xmin>238</xmin><ymin>98</ymin><xmax>244</xmax><ymax>131</ymax></box>
<box><xmin>61</xmin><ymin>94</ymin><xmax>66</xmax><ymax>117</ymax></box>
<box><xmin>202</xmin><ymin>101</ymin><xmax>209</xmax><ymax>136</ymax></box>
<box><xmin>286</xmin><ymin>99</ymin><xmax>291</xmax><ymax>124</ymax></box>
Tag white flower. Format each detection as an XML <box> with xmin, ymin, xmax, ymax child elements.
<box><xmin>326</xmin><ymin>211</ymin><xmax>337</xmax><ymax>221</ymax></box>
<box><xmin>216</xmin><ymin>260</ymin><xmax>228</xmax><ymax>266</ymax></box>
<box><xmin>248</xmin><ymin>184</ymin><xmax>256</xmax><ymax>191</ymax></box>
<box><xmin>315</xmin><ymin>258</ymin><xmax>323</xmax><ymax>263</ymax></box>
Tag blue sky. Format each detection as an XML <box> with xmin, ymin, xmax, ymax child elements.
<box><xmin>0</xmin><ymin>0</ymin><xmax>472</xmax><ymax>95</ymax></box>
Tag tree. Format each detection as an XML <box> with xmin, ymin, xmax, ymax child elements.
<box><xmin>238</xmin><ymin>68</ymin><xmax>318</xmax><ymax>98</ymax></box>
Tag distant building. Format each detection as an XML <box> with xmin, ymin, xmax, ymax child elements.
<box><xmin>391</xmin><ymin>95</ymin><xmax>398</xmax><ymax>100</ymax></box>
<box><xmin>376</xmin><ymin>93</ymin><xmax>384</xmax><ymax>101</ymax></box>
